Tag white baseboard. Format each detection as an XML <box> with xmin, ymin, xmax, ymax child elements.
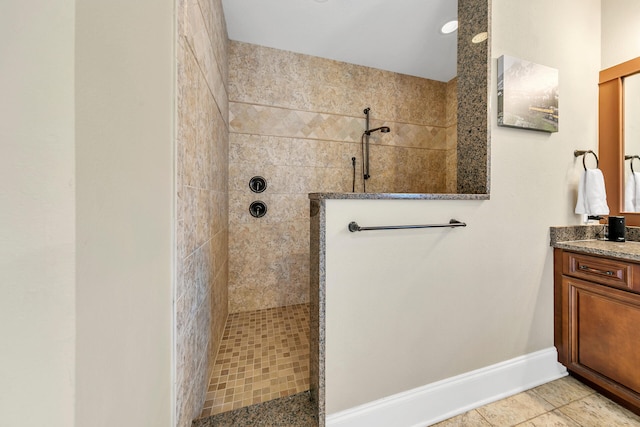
<box><xmin>326</xmin><ymin>347</ymin><xmax>567</xmax><ymax>427</ymax></box>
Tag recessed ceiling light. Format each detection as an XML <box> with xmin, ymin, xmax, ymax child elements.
<box><xmin>472</xmin><ymin>32</ymin><xmax>488</xmax><ymax>43</ymax></box>
<box><xmin>441</xmin><ymin>20</ymin><xmax>458</xmax><ymax>34</ymax></box>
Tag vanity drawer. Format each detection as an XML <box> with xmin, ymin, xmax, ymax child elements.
<box><xmin>563</xmin><ymin>251</ymin><xmax>640</xmax><ymax>291</ymax></box>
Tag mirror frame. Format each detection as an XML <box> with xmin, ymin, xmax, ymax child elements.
<box><xmin>600</xmin><ymin>56</ymin><xmax>640</xmax><ymax>226</ymax></box>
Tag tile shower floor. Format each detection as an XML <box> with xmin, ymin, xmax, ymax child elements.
<box><xmin>198</xmin><ymin>303</ymin><xmax>310</xmax><ymax>418</ymax></box>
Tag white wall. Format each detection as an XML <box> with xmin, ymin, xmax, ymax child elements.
<box><xmin>602</xmin><ymin>0</ymin><xmax>640</xmax><ymax>68</ymax></box>
<box><xmin>0</xmin><ymin>2</ymin><xmax>76</xmax><ymax>426</ymax></box>
<box><xmin>75</xmin><ymin>0</ymin><xmax>175</xmax><ymax>426</ymax></box>
<box><xmin>325</xmin><ymin>0</ymin><xmax>601</xmax><ymax>414</ymax></box>
<box><xmin>2</xmin><ymin>0</ymin><xmax>175</xmax><ymax>424</ymax></box>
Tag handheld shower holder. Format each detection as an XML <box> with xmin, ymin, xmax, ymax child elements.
<box><xmin>361</xmin><ymin>108</ymin><xmax>391</xmax><ymax>186</ymax></box>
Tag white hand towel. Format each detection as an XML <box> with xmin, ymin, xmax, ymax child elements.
<box><xmin>575</xmin><ymin>169</ymin><xmax>610</xmax><ymax>215</ymax></box>
<box><xmin>625</xmin><ymin>172</ymin><xmax>640</xmax><ymax>212</ymax></box>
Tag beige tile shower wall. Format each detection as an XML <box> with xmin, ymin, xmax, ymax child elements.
<box><xmin>228</xmin><ymin>42</ymin><xmax>457</xmax><ymax>312</ymax></box>
<box><xmin>176</xmin><ymin>0</ymin><xmax>229</xmax><ymax>426</ymax></box>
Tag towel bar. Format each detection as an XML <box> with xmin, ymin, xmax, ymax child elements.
<box><xmin>348</xmin><ymin>219</ymin><xmax>466</xmax><ymax>232</ymax></box>
<box><xmin>574</xmin><ymin>150</ymin><xmax>599</xmax><ymax>170</ymax></box>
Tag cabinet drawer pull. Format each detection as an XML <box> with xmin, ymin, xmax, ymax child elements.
<box><xmin>579</xmin><ymin>265</ymin><xmax>615</xmax><ymax>275</ymax></box>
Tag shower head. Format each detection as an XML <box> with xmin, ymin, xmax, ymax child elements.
<box><xmin>364</xmin><ymin>126</ymin><xmax>391</xmax><ymax>135</ymax></box>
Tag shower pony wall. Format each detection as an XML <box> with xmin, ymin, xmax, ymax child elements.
<box><xmin>228</xmin><ymin>41</ymin><xmax>457</xmax><ymax>313</ymax></box>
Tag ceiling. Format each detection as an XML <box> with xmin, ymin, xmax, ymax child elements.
<box><xmin>221</xmin><ymin>0</ymin><xmax>458</xmax><ymax>82</ymax></box>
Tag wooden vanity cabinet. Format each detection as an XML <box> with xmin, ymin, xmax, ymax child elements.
<box><xmin>554</xmin><ymin>248</ymin><xmax>640</xmax><ymax>414</ymax></box>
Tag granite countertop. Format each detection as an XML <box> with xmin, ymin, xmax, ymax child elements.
<box><xmin>308</xmin><ymin>192</ymin><xmax>489</xmax><ymax>200</ymax></box>
<box><xmin>553</xmin><ymin>239</ymin><xmax>640</xmax><ymax>262</ymax></box>
<box><xmin>549</xmin><ymin>224</ymin><xmax>640</xmax><ymax>262</ymax></box>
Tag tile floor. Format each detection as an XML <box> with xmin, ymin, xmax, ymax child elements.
<box><xmin>433</xmin><ymin>375</ymin><xmax>640</xmax><ymax>427</ymax></box>
<box><xmin>198</xmin><ymin>303</ymin><xmax>310</xmax><ymax>418</ymax></box>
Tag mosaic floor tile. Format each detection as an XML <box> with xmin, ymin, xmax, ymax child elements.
<box><xmin>198</xmin><ymin>304</ymin><xmax>310</xmax><ymax>418</ymax></box>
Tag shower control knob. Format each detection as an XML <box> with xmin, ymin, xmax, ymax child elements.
<box><xmin>249</xmin><ymin>201</ymin><xmax>267</xmax><ymax>218</ymax></box>
<box><xmin>249</xmin><ymin>176</ymin><xmax>267</xmax><ymax>193</ymax></box>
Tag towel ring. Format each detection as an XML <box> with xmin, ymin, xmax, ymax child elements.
<box><xmin>574</xmin><ymin>150</ymin><xmax>599</xmax><ymax>170</ymax></box>
<box><xmin>625</xmin><ymin>155</ymin><xmax>640</xmax><ymax>173</ymax></box>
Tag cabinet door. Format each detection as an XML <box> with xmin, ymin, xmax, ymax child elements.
<box><xmin>563</xmin><ymin>277</ymin><xmax>640</xmax><ymax>395</ymax></box>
